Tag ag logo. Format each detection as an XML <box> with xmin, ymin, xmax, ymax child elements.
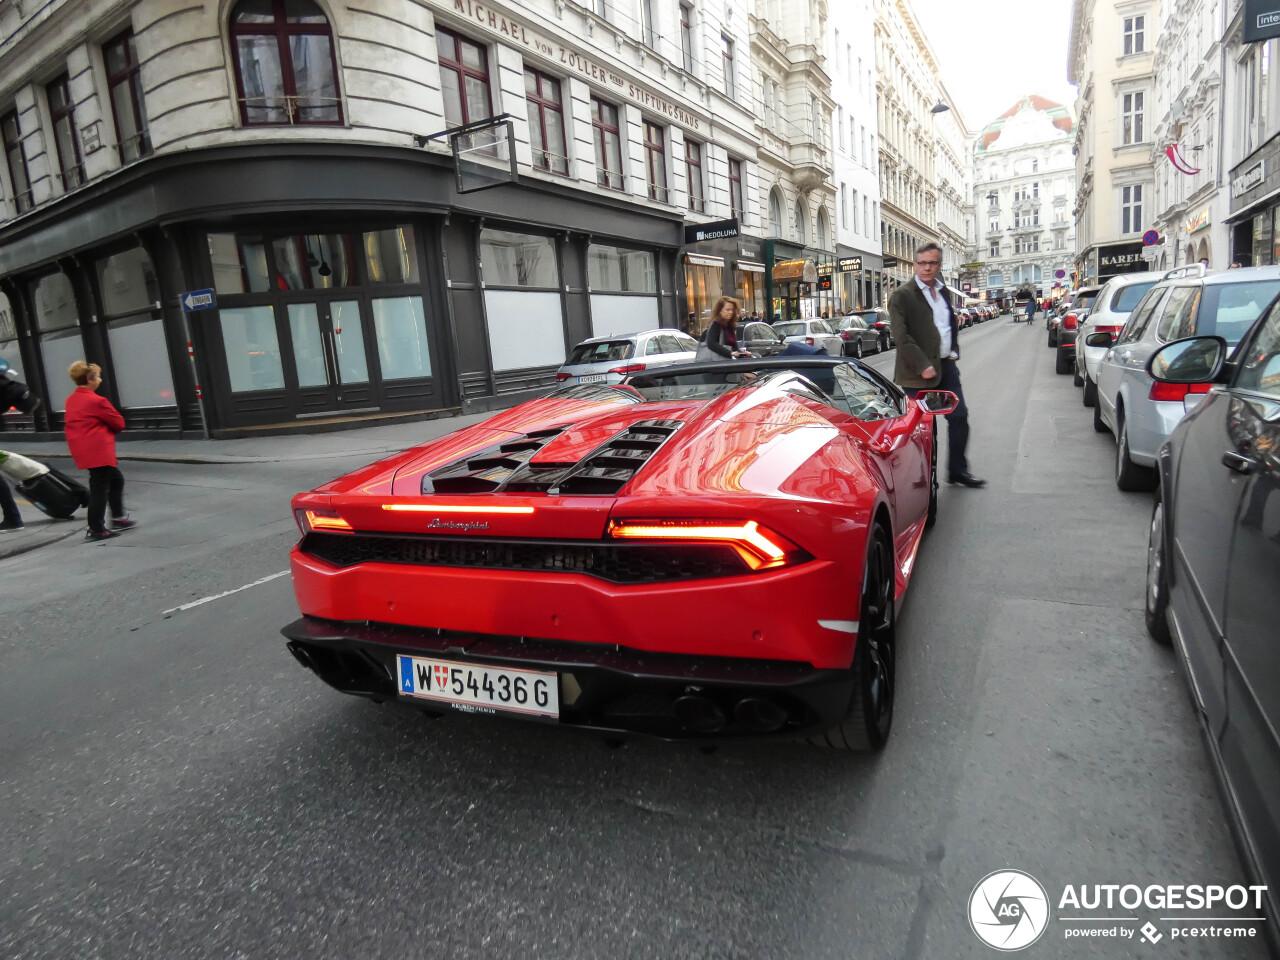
<box><xmin>968</xmin><ymin>869</ymin><xmax>1049</xmax><ymax>951</ymax></box>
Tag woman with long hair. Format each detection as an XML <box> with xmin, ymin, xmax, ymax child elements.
<box><xmin>700</xmin><ymin>296</ymin><xmax>752</xmax><ymax>359</ymax></box>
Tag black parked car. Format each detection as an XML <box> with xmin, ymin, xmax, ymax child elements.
<box><xmin>1145</xmin><ymin>306</ymin><xmax>1280</xmax><ymax>948</ymax></box>
<box><xmin>835</xmin><ymin>315</ymin><xmax>882</xmax><ymax>358</ymax></box>
<box><xmin>739</xmin><ymin>320</ymin><xmax>786</xmax><ymax>356</ymax></box>
<box><xmin>843</xmin><ymin>308</ymin><xmax>893</xmax><ymax>350</ymax></box>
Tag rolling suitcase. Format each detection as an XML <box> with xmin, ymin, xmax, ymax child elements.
<box><xmin>16</xmin><ymin>467</ymin><xmax>88</xmax><ymax>520</ymax></box>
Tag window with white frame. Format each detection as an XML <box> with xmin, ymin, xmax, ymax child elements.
<box><xmin>853</xmin><ymin>188</ymin><xmax>860</xmax><ymax>233</ymax></box>
<box><xmin>1123</xmin><ymin>15</ymin><xmax>1145</xmax><ymax>55</ymax></box>
<box><xmin>721</xmin><ymin>35</ymin><xmax>736</xmax><ymax>98</ymax></box>
<box><xmin>1121</xmin><ymin>91</ymin><xmax>1145</xmax><ymax>145</ymax></box>
<box><xmin>679</xmin><ymin>3</ymin><xmax>694</xmax><ymax>72</ymax></box>
<box><xmin>1121</xmin><ymin>184</ymin><xmax>1143</xmax><ymax>234</ymax></box>
<box><xmin>841</xmin><ymin>183</ymin><xmax>848</xmax><ymax>228</ymax></box>
<box><xmin>989</xmin><ymin>239</ymin><xmax>1001</xmax><ymax>257</ymax></box>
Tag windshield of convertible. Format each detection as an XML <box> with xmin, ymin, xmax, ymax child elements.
<box><xmin>626</xmin><ymin>362</ymin><xmax>903</xmax><ymax>420</ymax></box>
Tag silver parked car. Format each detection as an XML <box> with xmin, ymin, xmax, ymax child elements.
<box><xmin>772</xmin><ymin>318</ymin><xmax>844</xmax><ymax>356</ymax></box>
<box><xmin>1092</xmin><ymin>265</ymin><xmax>1280</xmax><ymax>490</ymax></box>
<box><xmin>1074</xmin><ymin>271</ymin><xmax>1163</xmax><ymax>404</ymax></box>
<box><xmin>556</xmin><ymin>329</ymin><xmax>700</xmax><ymax>386</ymax></box>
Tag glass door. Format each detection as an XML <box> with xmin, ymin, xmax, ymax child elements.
<box><xmin>286</xmin><ymin>299</ymin><xmax>376</xmax><ymax>415</ymax></box>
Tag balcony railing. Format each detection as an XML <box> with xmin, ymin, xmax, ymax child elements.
<box><xmin>238</xmin><ymin>96</ymin><xmax>343</xmax><ymax>126</ymax></box>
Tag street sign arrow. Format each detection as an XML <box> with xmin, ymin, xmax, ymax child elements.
<box><xmin>181</xmin><ymin>289</ymin><xmax>216</xmax><ymax>312</ymax></box>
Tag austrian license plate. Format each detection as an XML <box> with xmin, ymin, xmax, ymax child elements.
<box><xmin>396</xmin><ymin>655</ymin><xmax>559</xmax><ymax>720</ymax></box>
<box><xmin>577</xmin><ymin>374</ymin><xmax>607</xmax><ymax>383</ymax></box>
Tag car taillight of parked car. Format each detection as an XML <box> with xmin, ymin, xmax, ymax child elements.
<box><xmin>840</xmin><ymin>330</ymin><xmax>851</xmax><ymax>340</ymax></box>
<box><xmin>1062</xmin><ymin>313</ymin><xmax>1079</xmax><ymax>331</ymax></box>
<box><xmin>555</xmin><ymin>372</ymin><xmax>572</xmax><ymax>382</ymax></box>
<box><xmin>1093</xmin><ymin>324</ymin><xmax>1124</xmax><ymax>340</ymax></box>
<box><xmin>1149</xmin><ymin>382</ymin><xmax>1211</xmax><ymax>403</ymax></box>
<box><xmin>607</xmin><ymin>363</ymin><xmax>647</xmax><ymax>376</ymax></box>
<box><xmin>805</xmin><ymin>337</ymin><xmax>815</xmax><ymax>345</ymax></box>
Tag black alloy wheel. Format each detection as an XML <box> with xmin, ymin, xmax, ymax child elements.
<box><xmin>881</xmin><ymin>333</ymin><xmax>891</xmax><ymax>352</ymax></box>
<box><xmin>810</xmin><ymin>524</ymin><xmax>896</xmax><ymax>751</ymax></box>
<box><xmin>1145</xmin><ymin>491</ymin><xmax>1173</xmax><ymax>645</ymax></box>
<box><xmin>855</xmin><ymin>340</ymin><xmax>864</xmax><ymax>359</ymax></box>
<box><xmin>925</xmin><ymin>425</ymin><xmax>939</xmax><ymax>529</ymax></box>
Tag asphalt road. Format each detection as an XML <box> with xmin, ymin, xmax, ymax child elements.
<box><xmin>0</xmin><ymin>317</ymin><xmax>1269</xmax><ymax>960</ymax></box>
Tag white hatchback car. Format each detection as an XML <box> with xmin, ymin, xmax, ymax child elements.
<box><xmin>771</xmin><ymin>318</ymin><xmax>844</xmax><ymax>356</ymax></box>
<box><xmin>1074</xmin><ymin>271</ymin><xmax>1163</xmax><ymax>406</ymax></box>
<box><xmin>555</xmin><ymin>329</ymin><xmax>700</xmax><ymax>386</ymax></box>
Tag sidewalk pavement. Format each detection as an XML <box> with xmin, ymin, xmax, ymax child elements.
<box><xmin>0</xmin><ymin>408</ymin><xmax>507</xmax><ymax>560</ymax></box>
<box><xmin>0</xmin><ymin>409</ymin><xmax>500</xmax><ymax>465</ymax></box>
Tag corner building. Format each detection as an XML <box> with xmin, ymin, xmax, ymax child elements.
<box><xmin>0</xmin><ymin>0</ymin><xmax>758</xmax><ymax>437</ymax></box>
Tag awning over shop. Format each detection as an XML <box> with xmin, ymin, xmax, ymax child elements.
<box><xmin>772</xmin><ymin>258</ymin><xmax>818</xmax><ymax>282</ymax></box>
<box><xmin>735</xmin><ymin>260</ymin><xmax>765</xmax><ymax>273</ymax></box>
<box><xmin>684</xmin><ymin>253</ymin><xmax>725</xmax><ymax>268</ymax></box>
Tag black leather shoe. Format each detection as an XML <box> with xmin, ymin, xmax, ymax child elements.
<box><xmin>948</xmin><ymin>473</ymin><xmax>987</xmax><ymax>488</ymax></box>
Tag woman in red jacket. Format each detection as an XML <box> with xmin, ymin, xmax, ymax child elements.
<box><xmin>65</xmin><ymin>361</ymin><xmax>135</xmax><ymax>542</ymax></box>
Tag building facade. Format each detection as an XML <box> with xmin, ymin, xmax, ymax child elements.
<box><xmin>1070</xmin><ymin>0</ymin><xmax>1159</xmax><ymax>286</ymax></box>
<box><xmin>933</xmin><ymin>80</ymin><xmax>972</xmax><ymax>293</ymax></box>
<box><xmin>972</xmin><ymin>96</ymin><xmax>1077</xmax><ymax>302</ymax></box>
<box><xmin>0</xmin><ymin>0</ymin><xmax>759</xmax><ymax>437</ymax></box>
<box><xmin>750</xmin><ymin>0</ymin><xmax>838</xmax><ymax>321</ymax></box>
<box><xmin>827</xmin><ymin>0</ymin><xmax>884</xmax><ymax>310</ymax></box>
<box><xmin>1149</xmin><ymin>0</ymin><xmax>1227</xmax><ymax>271</ymax></box>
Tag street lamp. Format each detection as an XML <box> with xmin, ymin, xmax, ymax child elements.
<box><xmin>930</xmin><ymin>101</ymin><xmax>950</xmax><ymax>114</ymax></box>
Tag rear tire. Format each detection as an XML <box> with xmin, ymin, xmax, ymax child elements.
<box><xmin>1093</xmin><ymin>395</ymin><xmax>1109</xmax><ymax>433</ymax></box>
<box><xmin>809</xmin><ymin>524</ymin><xmax>896</xmax><ymax>751</ymax></box>
<box><xmin>925</xmin><ymin>426</ymin><xmax>939</xmax><ymax>529</ymax></box>
<box><xmin>1115</xmin><ymin>416</ymin><xmax>1158</xmax><ymax>492</ymax></box>
<box><xmin>1145</xmin><ymin>491</ymin><xmax>1173</xmax><ymax>645</ymax></box>
<box><xmin>1048</xmin><ymin>331</ymin><xmax>1057</xmax><ymax>347</ymax></box>
<box><xmin>1055</xmin><ymin>348</ymin><xmax>1072</xmax><ymax>374</ymax></box>
<box><xmin>1082</xmin><ymin>375</ymin><xmax>1097</xmax><ymax>407</ymax></box>
<box><xmin>1072</xmin><ymin>362</ymin><xmax>1084</xmax><ymax>387</ymax></box>
<box><xmin>855</xmin><ymin>340</ymin><xmax>864</xmax><ymax>359</ymax></box>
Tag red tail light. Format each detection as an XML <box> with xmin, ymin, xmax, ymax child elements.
<box><xmin>555</xmin><ymin>372</ymin><xmax>571</xmax><ymax>382</ymax></box>
<box><xmin>805</xmin><ymin>337</ymin><xmax>815</xmax><ymax>345</ymax></box>
<box><xmin>294</xmin><ymin>508</ymin><xmax>353</xmax><ymax>534</ymax></box>
<box><xmin>1063</xmin><ymin>313</ymin><xmax>1079</xmax><ymax>331</ymax></box>
<box><xmin>840</xmin><ymin>330</ymin><xmax>852</xmax><ymax>340</ymax></box>
<box><xmin>1149</xmin><ymin>382</ymin><xmax>1212</xmax><ymax>402</ymax></box>
<box><xmin>608</xmin><ymin>519</ymin><xmax>804</xmax><ymax>571</ymax></box>
<box><xmin>607</xmin><ymin>363</ymin><xmax>646</xmax><ymax>375</ymax></box>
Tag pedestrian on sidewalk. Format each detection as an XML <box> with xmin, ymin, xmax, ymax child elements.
<box><xmin>0</xmin><ymin>474</ymin><xmax>22</xmax><ymax>531</ymax></box>
<box><xmin>65</xmin><ymin>361</ymin><xmax>135</xmax><ymax>542</ymax></box>
<box><xmin>887</xmin><ymin>241</ymin><xmax>985</xmax><ymax>488</ymax></box>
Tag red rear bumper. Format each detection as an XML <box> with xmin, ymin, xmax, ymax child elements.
<box><xmin>290</xmin><ymin>545</ymin><xmax>860</xmax><ymax>670</ymax></box>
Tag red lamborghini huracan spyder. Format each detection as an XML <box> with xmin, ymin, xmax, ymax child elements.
<box><xmin>283</xmin><ymin>358</ymin><xmax>955</xmax><ymax>750</ymax></box>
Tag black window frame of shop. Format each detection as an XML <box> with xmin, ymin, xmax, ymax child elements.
<box><xmin>229</xmin><ymin>0</ymin><xmax>343</xmax><ymax>127</ymax></box>
<box><xmin>90</xmin><ymin>242</ymin><xmax>177</xmax><ymax>415</ymax></box>
<box><xmin>103</xmin><ymin>27</ymin><xmax>152</xmax><ymax>163</ymax></box>
<box><xmin>685</xmin><ymin>139</ymin><xmax>705</xmax><ymax>213</ymax></box>
<box><xmin>643</xmin><ymin>121</ymin><xmax>667</xmax><ymax>203</ymax></box>
<box><xmin>2</xmin><ymin>109</ymin><xmax>32</xmax><ymax>213</ymax></box>
<box><xmin>524</xmin><ymin>68</ymin><xmax>568</xmax><ymax>176</ymax></box>
<box><xmin>200</xmin><ymin>223</ymin><xmax>445</xmax><ymax>427</ymax></box>
<box><xmin>46</xmin><ymin>74</ymin><xmax>85</xmax><ymax>191</ymax></box>
<box><xmin>437</xmin><ymin>26</ymin><xmax>493</xmax><ymax>129</ymax></box>
<box><xmin>592</xmin><ymin>97</ymin><xmax>624</xmax><ymax>191</ymax></box>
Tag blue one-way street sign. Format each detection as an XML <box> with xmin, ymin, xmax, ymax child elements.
<box><xmin>180</xmin><ymin>289</ymin><xmax>216</xmax><ymax>312</ymax></box>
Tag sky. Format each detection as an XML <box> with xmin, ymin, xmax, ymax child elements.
<box><xmin>907</xmin><ymin>0</ymin><xmax>1080</xmax><ymax>133</ymax></box>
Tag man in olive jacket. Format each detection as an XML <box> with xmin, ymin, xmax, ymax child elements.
<box><xmin>887</xmin><ymin>242</ymin><xmax>985</xmax><ymax>487</ymax></box>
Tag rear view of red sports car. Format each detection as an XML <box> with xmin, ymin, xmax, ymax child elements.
<box><xmin>283</xmin><ymin>358</ymin><xmax>954</xmax><ymax>750</ymax></box>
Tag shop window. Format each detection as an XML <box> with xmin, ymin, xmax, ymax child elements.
<box><xmin>0</xmin><ymin>291</ymin><xmax>22</xmax><ymax>391</ymax></box>
<box><xmin>480</xmin><ymin>230</ymin><xmax>558</xmax><ymax>288</ymax></box>
<box><xmin>686</xmin><ymin>139</ymin><xmax>705</xmax><ymax>213</ymax></box>
<box><xmin>437</xmin><ymin>27</ymin><xmax>492</xmax><ymax>128</ymax></box>
<box><xmin>230</xmin><ymin>0</ymin><xmax>342</xmax><ymax>126</ymax></box>
<box><xmin>47</xmin><ymin>75</ymin><xmax>84</xmax><ymax>190</ymax></box>
<box><xmin>2</xmin><ymin>110</ymin><xmax>32</xmax><ymax>214</ymax></box>
<box><xmin>33</xmin><ymin>272</ymin><xmax>84</xmax><ymax>412</ymax></box>
<box><xmin>209</xmin><ymin>233</ymin><xmax>271</xmax><ymax>294</ymax></box>
<box><xmin>592</xmin><ymin>97</ymin><xmax>623</xmax><ymax>191</ymax></box>
<box><xmin>288</xmin><ymin>300</ymin><xmax>369</xmax><ymax>386</ymax></box>
<box><xmin>735</xmin><ymin>267</ymin><xmax>765</xmax><ymax>317</ymax></box>
<box><xmin>524</xmin><ymin>69</ymin><xmax>568</xmax><ymax>175</ymax></box>
<box><xmin>220</xmin><ymin>305</ymin><xmax>285</xmax><ymax>391</ymax></box>
<box><xmin>364</xmin><ymin>226</ymin><xmax>419</xmax><ymax>283</ymax></box>
<box><xmin>372</xmin><ymin>297</ymin><xmax>432</xmax><ymax>380</ymax></box>
<box><xmin>104</xmin><ymin>28</ymin><xmax>151</xmax><ymax>162</ymax></box>
<box><xmin>272</xmin><ymin>234</ymin><xmax>356</xmax><ymax>289</ymax></box>
<box><xmin>96</xmin><ymin>247</ymin><xmax>175</xmax><ymax>408</ymax></box>
<box><xmin>588</xmin><ymin>245</ymin><xmax>655</xmax><ymax>293</ymax></box>
<box><xmin>685</xmin><ymin>261</ymin><xmax>719</xmax><ymax>334</ymax></box>
<box><xmin>644</xmin><ymin>121</ymin><xmax>667</xmax><ymax>202</ymax></box>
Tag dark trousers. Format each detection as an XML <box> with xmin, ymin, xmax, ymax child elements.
<box><xmin>87</xmin><ymin>465</ymin><xmax>125</xmax><ymax>532</ymax></box>
<box><xmin>0</xmin><ymin>476</ymin><xmax>20</xmax><ymax>525</ymax></box>
<box><xmin>907</xmin><ymin>358</ymin><xmax>971</xmax><ymax>477</ymax></box>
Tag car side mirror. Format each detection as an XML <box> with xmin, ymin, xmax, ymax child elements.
<box><xmin>1147</xmin><ymin>336</ymin><xmax>1228</xmax><ymax>383</ymax></box>
<box><xmin>1084</xmin><ymin>331</ymin><xmax>1116</xmax><ymax>348</ymax></box>
<box><xmin>915</xmin><ymin>390</ymin><xmax>958</xmax><ymax>416</ymax></box>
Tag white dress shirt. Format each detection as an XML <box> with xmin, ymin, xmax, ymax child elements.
<box><xmin>915</xmin><ymin>276</ymin><xmax>955</xmax><ymax>359</ymax></box>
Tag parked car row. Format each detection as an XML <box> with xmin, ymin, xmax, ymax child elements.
<box><xmin>1041</xmin><ymin>263</ymin><xmax>1280</xmax><ymax>944</ymax></box>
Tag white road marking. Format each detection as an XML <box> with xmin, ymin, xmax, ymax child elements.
<box><xmin>162</xmin><ymin>570</ymin><xmax>290</xmax><ymax>616</ymax></box>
